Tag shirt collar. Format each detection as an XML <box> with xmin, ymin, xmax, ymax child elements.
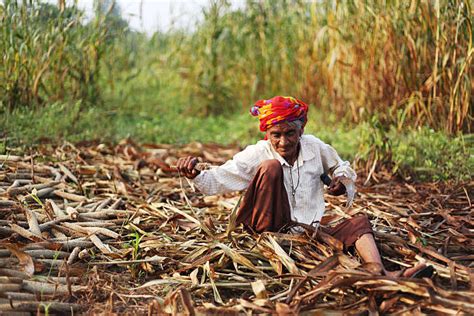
<box><xmin>299</xmin><ymin>135</ymin><xmax>316</xmax><ymax>162</ymax></box>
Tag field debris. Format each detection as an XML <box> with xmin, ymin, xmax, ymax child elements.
<box><xmin>0</xmin><ymin>140</ymin><xmax>472</xmax><ymax>314</ymax></box>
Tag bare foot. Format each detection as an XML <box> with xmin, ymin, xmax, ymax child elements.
<box><xmin>385</xmin><ymin>263</ymin><xmax>427</xmax><ymax>278</ymax></box>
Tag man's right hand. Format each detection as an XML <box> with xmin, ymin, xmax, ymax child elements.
<box><xmin>176</xmin><ymin>156</ymin><xmax>201</xmax><ymax>179</ymax></box>
<box><xmin>327</xmin><ymin>176</ymin><xmax>347</xmax><ymax>196</ymax></box>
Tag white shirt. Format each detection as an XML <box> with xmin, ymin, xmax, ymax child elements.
<box><xmin>193</xmin><ymin>135</ymin><xmax>356</xmax><ymax>226</ymax></box>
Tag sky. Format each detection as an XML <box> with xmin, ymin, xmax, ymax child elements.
<box><xmin>71</xmin><ymin>0</ymin><xmax>245</xmax><ymax>34</ymax></box>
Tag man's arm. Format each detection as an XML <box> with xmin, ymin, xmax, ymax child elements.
<box><xmin>320</xmin><ymin>143</ymin><xmax>357</xmax><ymax>196</ymax></box>
<box><xmin>176</xmin><ymin>145</ymin><xmax>262</xmax><ymax>195</ymax></box>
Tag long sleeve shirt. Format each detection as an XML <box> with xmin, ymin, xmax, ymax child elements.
<box><xmin>193</xmin><ymin>135</ymin><xmax>357</xmax><ymax>226</ymax></box>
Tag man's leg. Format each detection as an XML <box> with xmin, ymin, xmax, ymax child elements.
<box><xmin>235</xmin><ymin>159</ymin><xmax>291</xmax><ymax>233</ymax></box>
<box><xmin>355</xmin><ymin>233</ymin><xmax>383</xmax><ymax>266</ymax></box>
<box><xmin>355</xmin><ymin>233</ymin><xmax>428</xmax><ymax>277</ymax></box>
<box><xmin>326</xmin><ymin>215</ymin><xmax>427</xmax><ymax>277</ymax></box>
<box><xmin>324</xmin><ymin>214</ymin><xmax>374</xmax><ymax>250</ymax></box>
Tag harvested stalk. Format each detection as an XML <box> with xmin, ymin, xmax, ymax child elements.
<box><xmin>7</xmin><ymin>179</ymin><xmax>31</xmax><ymax>189</ymax></box>
<box><xmin>61</xmin><ymin>222</ymin><xmax>119</xmax><ymax>239</ymax></box>
<box><xmin>53</xmin><ymin>190</ymin><xmax>87</xmax><ymax>202</ymax></box>
<box><xmin>58</xmin><ymin>163</ymin><xmax>79</xmax><ymax>184</ymax></box>
<box><xmin>24</xmin><ymin>209</ymin><xmax>41</xmax><ymax>235</ymax></box>
<box><xmin>0</xmin><ymin>227</ymin><xmax>13</xmax><ymax>236</ymax></box>
<box><xmin>4</xmin><ymin>292</ymin><xmax>36</xmax><ymax>300</ymax></box>
<box><xmin>67</xmin><ymin>247</ymin><xmax>81</xmax><ymax>265</ymax></box>
<box><xmin>78</xmin><ymin>249</ymin><xmax>90</xmax><ymax>260</ymax></box>
<box><xmin>170</xmin><ymin>162</ymin><xmax>213</xmax><ymax>171</ymax></box>
<box><xmin>46</xmin><ymin>199</ymin><xmax>66</xmax><ymax>217</ymax></box>
<box><xmin>49</xmin><ymin>238</ymin><xmax>94</xmax><ymax>249</ymax></box>
<box><xmin>0</xmin><ymin>283</ymin><xmax>22</xmax><ymax>293</ymax></box>
<box><xmin>0</xmin><ymin>277</ymin><xmax>23</xmax><ymax>284</ymax></box>
<box><xmin>0</xmin><ymin>269</ymin><xmax>30</xmax><ymax>279</ymax></box>
<box><xmin>65</xmin><ymin>206</ymin><xmax>79</xmax><ymax>220</ymax></box>
<box><xmin>0</xmin><ymin>155</ymin><xmax>21</xmax><ymax>162</ymax></box>
<box><xmin>30</xmin><ymin>276</ymin><xmax>80</xmax><ymax>284</ymax></box>
<box><xmin>0</xmin><ymin>300</ymin><xmax>84</xmax><ymax>312</ymax></box>
<box><xmin>75</xmin><ymin>210</ymin><xmax>137</xmax><ymax>220</ymax></box>
<box><xmin>108</xmin><ymin>198</ymin><xmax>122</xmax><ymax>210</ymax></box>
<box><xmin>89</xmin><ymin>234</ymin><xmax>113</xmax><ymax>254</ymax></box>
<box><xmin>0</xmin><ymin>200</ymin><xmax>16</xmax><ymax>207</ymax></box>
<box><xmin>35</xmin><ymin>259</ymin><xmax>66</xmax><ymax>267</ymax></box>
<box><xmin>75</xmin><ymin>221</ymin><xmax>116</xmax><ymax>227</ymax></box>
<box><xmin>51</xmin><ymin>228</ymin><xmax>68</xmax><ymax>239</ymax></box>
<box><xmin>94</xmin><ymin>198</ymin><xmax>111</xmax><ymax>211</ymax></box>
<box><xmin>38</xmin><ymin>217</ymin><xmax>70</xmax><ymax>231</ymax></box>
<box><xmin>32</xmin><ymin>187</ymin><xmax>56</xmax><ymax>198</ymax></box>
<box><xmin>9</xmin><ymin>224</ymin><xmax>43</xmax><ymax>242</ymax></box>
<box><xmin>0</xmin><ymin>250</ymin><xmax>12</xmax><ymax>257</ymax></box>
<box><xmin>91</xmin><ymin>255</ymin><xmax>168</xmax><ymax>265</ymax></box>
<box><xmin>5</xmin><ymin>174</ymin><xmax>34</xmax><ymax>180</ymax></box>
<box><xmin>8</xmin><ymin>182</ymin><xmax>59</xmax><ymax>196</ymax></box>
<box><xmin>49</xmin><ymin>167</ymin><xmax>62</xmax><ymax>182</ymax></box>
<box><xmin>24</xmin><ymin>249</ymin><xmax>70</xmax><ymax>259</ymax></box>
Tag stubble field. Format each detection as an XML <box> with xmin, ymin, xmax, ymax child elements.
<box><xmin>0</xmin><ymin>141</ymin><xmax>472</xmax><ymax>314</ymax></box>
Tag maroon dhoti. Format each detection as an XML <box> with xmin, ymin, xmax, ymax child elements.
<box><xmin>235</xmin><ymin>159</ymin><xmax>291</xmax><ymax>233</ymax></box>
<box><xmin>235</xmin><ymin>159</ymin><xmax>373</xmax><ymax>248</ymax></box>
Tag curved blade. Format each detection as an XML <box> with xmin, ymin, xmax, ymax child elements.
<box><xmin>340</xmin><ymin>177</ymin><xmax>356</xmax><ymax>208</ymax></box>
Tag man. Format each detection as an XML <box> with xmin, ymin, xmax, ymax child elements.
<box><xmin>177</xmin><ymin>96</ymin><xmax>431</xmax><ymax>278</ymax></box>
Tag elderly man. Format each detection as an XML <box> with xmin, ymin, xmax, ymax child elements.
<box><xmin>177</xmin><ymin>96</ymin><xmax>431</xmax><ymax>278</ymax></box>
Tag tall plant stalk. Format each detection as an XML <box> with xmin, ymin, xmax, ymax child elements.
<box><xmin>0</xmin><ymin>0</ymin><xmax>109</xmax><ymax>110</ymax></box>
<box><xmin>160</xmin><ymin>0</ymin><xmax>472</xmax><ymax>133</ymax></box>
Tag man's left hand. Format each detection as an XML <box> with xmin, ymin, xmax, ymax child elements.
<box><xmin>327</xmin><ymin>176</ymin><xmax>347</xmax><ymax>196</ymax></box>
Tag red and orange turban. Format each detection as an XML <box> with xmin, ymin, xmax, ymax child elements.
<box><xmin>250</xmin><ymin>96</ymin><xmax>309</xmax><ymax>132</ymax></box>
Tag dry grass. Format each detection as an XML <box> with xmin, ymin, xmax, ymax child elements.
<box><xmin>0</xmin><ymin>140</ymin><xmax>472</xmax><ymax>314</ymax></box>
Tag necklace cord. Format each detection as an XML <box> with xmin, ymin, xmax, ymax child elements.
<box><xmin>289</xmin><ymin>158</ymin><xmax>300</xmax><ymax>197</ymax></box>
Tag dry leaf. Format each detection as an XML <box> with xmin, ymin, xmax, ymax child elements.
<box><xmin>3</xmin><ymin>243</ymin><xmax>35</xmax><ymax>276</ymax></box>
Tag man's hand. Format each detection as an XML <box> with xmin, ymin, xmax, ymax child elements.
<box><xmin>327</xmin><ymin>176</ymin><xmax>347</xmax><ymax>196</ymax></box>
<box><xmin>176</xmin><ymin>156</ymin><xmax>201</xmax><ymax>179</ymax></box>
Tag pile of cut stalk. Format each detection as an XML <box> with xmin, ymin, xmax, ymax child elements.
<box><xmin>0</xmin><ymin>140</ymin><xmax>472</xmax><ymax>314</ymax></box>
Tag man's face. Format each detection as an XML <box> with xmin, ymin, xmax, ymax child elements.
<box><xmin>266</xmin><ymin>122</ymin><xmax>302</xmax><ymax>164</ymax></box>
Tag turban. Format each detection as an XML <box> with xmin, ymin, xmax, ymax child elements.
<box><xmin>250</xmin><ymin>96</ymin><xmax>309</xmax><ymax>132</ymax></box>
